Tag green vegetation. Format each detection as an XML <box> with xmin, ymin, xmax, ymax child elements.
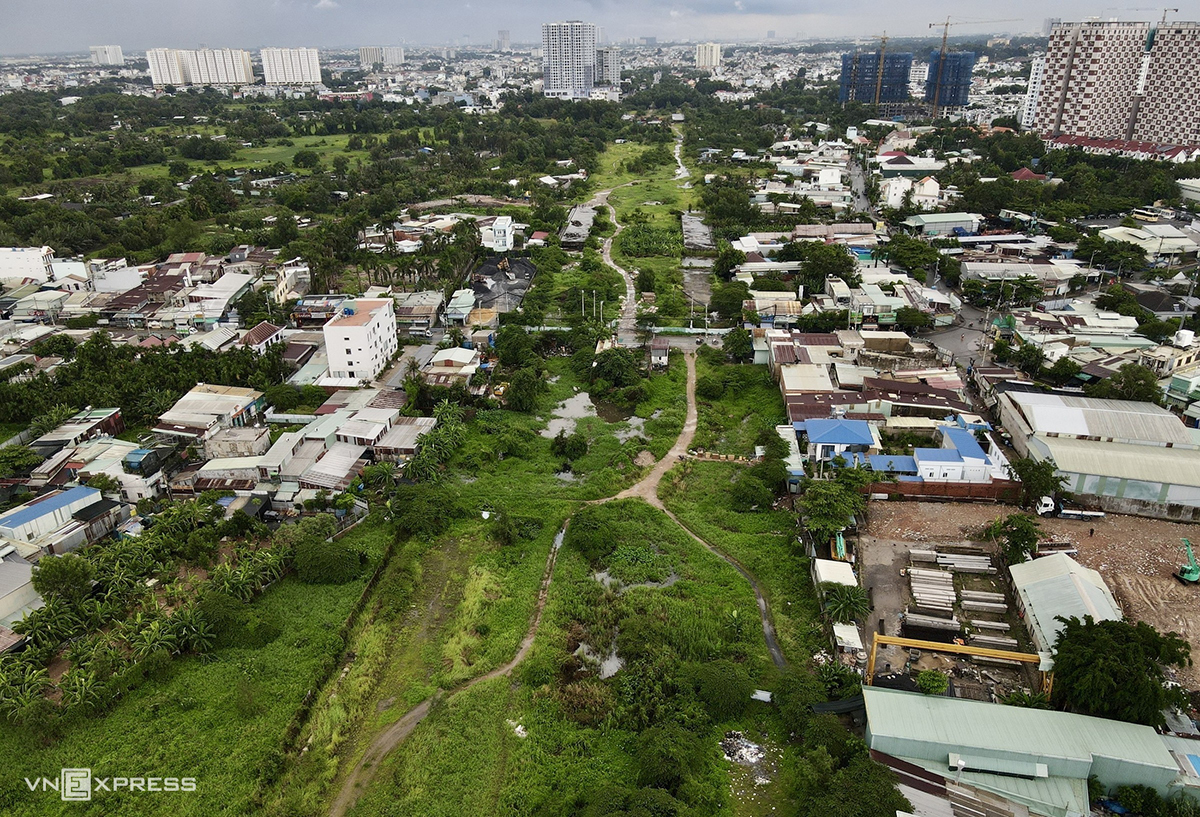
<box><xmin>0</xmin><ymin>520</ymin><xmax>391</xmax><ymax>816</ymax></box>
<box><xmin>1051</xmin><ymin>618</ymin><xmax>1191</xmax><ymax>727</ymax></box>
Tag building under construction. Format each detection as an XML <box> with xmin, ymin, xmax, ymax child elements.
<box><xmin>924</xmin><ymin>50</ymin><xmax>977</xmax><ymax>113</ymax></box>
<box><xmin>839</xmin><ymin>49</ymin><xmax>913</xmax><ymax>111</ymax></box>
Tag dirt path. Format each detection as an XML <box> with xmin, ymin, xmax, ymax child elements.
<box><xmin>587</xmin><ymin>183</ymin><xmax>637</xmax><ymax>345</ymax></box>
<box><xmin>329</xmin><ymin>528</ymin><xmax>565</xmax><ymax>817</ymax></box>
<box><xmin>608</xmin><ymin>351</ymin><xmax>698</xmax><ymax>507</ymax></box>
<box><xmin>602</xmin><ymin>350</ymin><xmax>788</xmax><ymax>669</ymax></box>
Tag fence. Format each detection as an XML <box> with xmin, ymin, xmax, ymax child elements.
<box><xmin>863</xmin><ymin>479</ymin><xmax>1021</xmax><ymax>504</ymax></box>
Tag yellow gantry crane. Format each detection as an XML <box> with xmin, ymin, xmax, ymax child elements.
<box><xmin>927</xmin><ymin>17</ymin><xmax>1019</xmax><ymax>118</ymax></box>
<box><xmin>866</xmin><ymin>634</ymin><xmax>1054</xmax><ymax>695</ymax></box>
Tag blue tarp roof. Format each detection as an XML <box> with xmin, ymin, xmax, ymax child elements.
<box><xmin>801</xmin><ymin>418</ymin><xmax>876</xmax><ymax>446</ymax></box>
<box><xmin>867</xmin><ymin>455</ymin><xmax>918</xmax><ymax>474</ymax></box>
<box><xmin>0</xmin><ymin>486</ymin><xmax>100</xmax><ymax>529</ymax></box>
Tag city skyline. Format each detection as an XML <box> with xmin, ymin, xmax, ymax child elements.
<box><xmin>0</xmin><ymin>1</ymin><xmax>1168</xmax><ymax>56</ymax></box>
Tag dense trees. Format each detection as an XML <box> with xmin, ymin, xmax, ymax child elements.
<box><xmin>1084</xmin><ymin>362</ymin><xmax>1164</xmax><ymax>405</ymax></box>
<box><xmin>1052</xmin><ymin>617</ymin><xmax>1190</xmax><ymax>726</ymax></box>
<box><xmin>0</xmin><ymin>331</ymin><xmax>291</xmax><ymax>427</ymax></box>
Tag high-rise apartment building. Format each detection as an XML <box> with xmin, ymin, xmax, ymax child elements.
<box><xmin>595</xmin><ymin>46</ymin><xmax>621</xmax><ymax>86</ymax></box>
<box><xmin>1027</xmin><ymin>20</ymin><xmax>1200</xmax><ymax>145</ymax></box>
<box><xmin>147</xmin><ymin>48</ymin><xmax>253</xmax><ymax>86</ymax></box>
<box><xmin>1019</xmin><ymin>56</ymin><xmax>1046</xmax><ymax>129</ymax></box>
<box><xmin>839</xmin><ymin>50</ymin><xmax>913</xmax><ymax>105</ymax></box>
<box><xmin>695</xmin><ymin>42</ymin><xmax>722</xmax><ymax>71</ymax></box>
<box><xmin>261</xmin><ymin>47</ymin><xmax>322</xmax><ymax>85</ymax></box>
<box><xmin>542</xmin><ymin>21</ymin><xmax>597</xmax><ymax>99</ymax></box>
<box><xmin>925</xmin><ymin>50</ymin><xmax>977</xmax><ymax>112</ymax></box>
<box><xmin>1133</xmin><ymin>22</ymin><xmax>1200</xmax><ymax>146</ymax></box>
<box><xmin>147</xmin><ymin>48</ymin><xmax>185</xmax><ymax>86</ymax></box>
<box><xmin>498</xmin><ymin>30</ymin><xmax>511</xmax><ymax>51</ymax></box>
<box><xmin>1028</xmin><ymin>21</ymin><xmax>1148</xmax><ymax>140</ymax></box>
<box><xmin>359</xmin><ymin>46</ymin><xmax>383</xmax><ymax>67</ymax></box>
<box><xmin>359</xmin><ymin>46</ymin><xmax>405</xmax><ymax>68</ymax></box>
<box><xmin>89</xmin><ymin>45</ymin><xmax>124</xmax><ymax>66</ymax></box>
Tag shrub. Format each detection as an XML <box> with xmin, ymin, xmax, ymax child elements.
<box><xmin>691</xmin><ymin>659</ymin><xmax>752</xmax><ymax>722</ymax></box>
<box><xmin>294</xmin><ymin>536</ymin><xmax>361</xmax><ymax>584</ymax></box>
<box><xmin>916</xmin><ymin>669</ymin><xmax>949</xmax><ymax>695</ymax></box>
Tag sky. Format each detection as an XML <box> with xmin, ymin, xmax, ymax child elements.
<box><xmin>0</xmin><ymin>1</ymin><xmax>1161</xmax><ymax>56</ymax></box>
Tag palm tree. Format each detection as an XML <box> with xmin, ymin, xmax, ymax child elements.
<box><xmin>821</xmin><ymin>582</ymin><xmax>870</xmax><ymax>624</ymax></box>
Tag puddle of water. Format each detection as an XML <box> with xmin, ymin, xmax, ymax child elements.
<box><xmin>576</xmin><ymin>635</ymin><xmax>625</xmax><ymax>679</ymax></box>
<box><xmin>593</xmin><ymin>569</ymin><xmax>681</xmax><ymax>595</ymax></box>
<box><xmin>541</xmin><ymin>391</ymin><xmax>596</xmax><ymax>438</ymax></box>
<box><xmin>554</xmin><ymin>472</ymin><xmax>577</xmax><ymax>482</ymax></box>
<box><xmin>593</xmin><ymin>399</ymin><xmax>634</xmax><ymax>423</ymax></box>
<box><xmin>613</xmin><ymin>415</ymin><xmax>646</xmax><ymax>443</ymax></box>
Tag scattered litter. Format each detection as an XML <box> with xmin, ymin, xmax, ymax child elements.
<box><xmin>506</xmin><ymin>719</ymin><xmax>528</xmax><ymax>738</ymax></box>
<box><xmin>721</xmin><ymin>731</ymin><xmax>765</xmax><ymax>765</ymax></box>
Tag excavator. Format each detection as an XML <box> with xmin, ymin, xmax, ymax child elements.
<box><xmin>1176</xmin><ymin>538</ymin><xmax>1199</xmax><ymax>585</ymax></box>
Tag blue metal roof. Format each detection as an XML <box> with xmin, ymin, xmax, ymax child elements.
<box><xmin>802</xmin><ymin>418</ymin><xmax>876</xmax><ymax>446</ymax></box>
<box><xmin>868</xmin><ymin>455</ymin><xmax>918</xmax><ymax>474</ymax></box>
<box><xmin>942</xmin><ymin>426</ymin><xmax>991</xmax><ymax>463</ymax></box>
<box><xmin>914</xmin><ymin>448</ymin><xmax>963</xmax><ymax>463</ymax></box>
<box><xmin>0</xmin><ymin>486</ymin><xmax>100</xmax><ymax>530</ymax></box>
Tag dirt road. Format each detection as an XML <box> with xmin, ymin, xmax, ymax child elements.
<box><xmin>329</xmin><ymin>526</ymin><xmax>565</xmax><ymax>817</ymax></box>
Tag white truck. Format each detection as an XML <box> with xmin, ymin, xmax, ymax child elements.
<box><xmin>1036</xmin><ymin>496</ymin><xmax>1105</xmax><ymax>520</ymax></box>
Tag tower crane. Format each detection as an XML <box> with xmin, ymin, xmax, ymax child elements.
<box><xmin>927</xmin><ymin>17</ymin><xmax>1019</xmax><ymax>118</ymax></box>
<box><xmin>872</xmin><ymin>32</ymin><xmax>889</xmax><ymax>108</ymax></box>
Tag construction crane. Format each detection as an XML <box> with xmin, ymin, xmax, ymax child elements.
<box><xmin>872</xmin><ymin>32</ymin><xmax>889</xmax><ymax>108</ymax></box>
<box><xmin>927</xmin><ymin>17</ymin><xmax>1019</xmax><ymax>118</ymax></box>
<box><xmin>1161</xmin><ymin>8</ymin><xmax>1179</xmax><ymax>25</ymax></box>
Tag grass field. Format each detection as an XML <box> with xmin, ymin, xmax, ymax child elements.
<box><xmin>660</xmin><ymin>461</ymin><xmax>826</xmax><ymax>665</ymax></box>
<box><xmin>692</xmin><ymin>350</ymin><xmax>787</xmax><ymax>457</ymax></box>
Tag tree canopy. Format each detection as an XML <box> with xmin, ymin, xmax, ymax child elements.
<box><xmin>1051</xmin><ymin>617</ymin><xmax>1190</xmax><ymax>726</ymax></box>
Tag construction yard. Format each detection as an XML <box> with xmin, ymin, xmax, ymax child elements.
<box><xmin>860</xmin><ymin>500</ymin><xmax>1200</xmax><ymax>689</ymax></box>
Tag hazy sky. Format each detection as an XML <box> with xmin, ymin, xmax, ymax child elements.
<box><xmin>0</xmin><ymin>1</ymin><xmax>1155</xmax><ymax>55</ymax></box>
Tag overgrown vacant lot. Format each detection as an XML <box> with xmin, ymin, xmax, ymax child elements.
<box><xmin>348</xmin><ymin>498</ymin><xmax>780</xmax><ymax>817</ymax></box>
<box><xmin>0</xmin><ymin>523</ymin><xmax>389</xmax><ymax>816</ymax></box>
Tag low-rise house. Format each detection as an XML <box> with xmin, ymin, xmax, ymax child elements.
<box><xmin>395</xmin><ymin>291</ymin><xmax>443</xmax><ymax>332</ymax></box>
<box><xmin>240</xmin><ymin>321</ymin><xmax>284</xmax><ymax>354</ymax></box>
<box><xmin>796</xmin><ymin>418</ymin><xmax>881</xmax><ymax>463</ymax></box>
<box><xmin>0</xmin><ymin>486</ymin><xmax>126</xmax><ymax>559</ymax></box>
<box><xmin>0</xmin><ymin>551</ymin><xmax>41</xmax><ymax>631</ymax></box>
<box><xmin>205</xmin><ymin>426</ymin><xmax>272</xmax><ymax>459</ymax></box>
<box><xmin>153</xmin><ymin>384</ymin><xmax>265</xmax><ymax>442</ymax></box>
<box><xmin>375</xmin><ymin>416</ymin><xmax>438</xmax><ymax>462</ymax></box>
<box><xmin>650</xmin><ymin>337</ymin><xmax>670</xmax><ymax>369</ymax></box>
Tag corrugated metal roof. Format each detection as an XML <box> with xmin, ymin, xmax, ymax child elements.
<box><xmin>1010</xmin><ymin>553</ymin><xmax>1121</xmax><ymax>652</ymax></box>
<box><xmin>1007</xmin><ymin>392</ymin><xmax>1191</xmax><ymax>445</ymax></box>
<box><xmin>0</xmin><ymin>486</ymin><xmax>100</xmax><ymax>530</ymax></box>
<box><xmin>1037</xmin><ymin>435</ymin><xmax>1200</xmax><ymax>487</ymax></box>
<box><xmin>863</xmin><ymin>686</ymin><xmax>1176</xmax><ymax>774</ymax></box>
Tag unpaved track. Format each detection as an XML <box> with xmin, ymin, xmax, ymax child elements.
<box><xmin>329</xmin><ymin>529</ymin><xmax>564</xmax><ymax>817</ymax></box>
<box><xmin>327</xmin><ymin>136</ymin><xmax>790</xmax><ymax>814</ymax></box>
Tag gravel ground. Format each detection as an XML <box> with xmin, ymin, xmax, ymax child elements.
<box><xmin>864</xmin><ymin>501</ymin><xmax>1200</xmax><ymax>687</ymax></box>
